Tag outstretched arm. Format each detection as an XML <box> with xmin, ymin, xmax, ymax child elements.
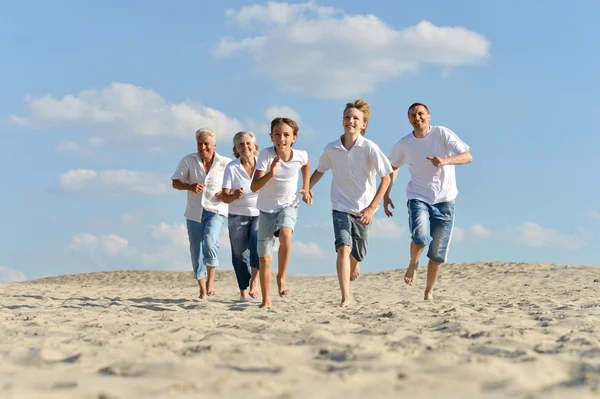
<box><xmin>427</xmin><ymin>151</ymin><xmax>472</xmax><ymax>167</ymax></box>
<box><xmin>309</xmin><ymin>170</ymin><xmax>325</xmax><ymax>189</ymax></box>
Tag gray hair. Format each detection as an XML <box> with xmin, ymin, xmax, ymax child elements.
<box><xmin>232</xmin><ymin>131</ymin><xmax>259</xmax><ymax>158</ymax></box>
<box><xmin>195</xmin><ymin>128</ymin><xmax>216</xmax><ymax>141</ymax></box>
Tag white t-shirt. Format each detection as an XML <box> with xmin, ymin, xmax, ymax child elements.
<box><xmin>222</xmin><ymin>158</ymin><xmax>259</xmax><ymax>217</ymax></box>
<box><xmin>389</xmin><ymin>126</ymin><xmax>470</xmax><ymax>205</ymax></box>
<box><xmin>317</xmin><ymin>135</ymin><xmax>393</xmax><ymax>216</ymax></box>
<box><xmin>255</xmin><ymin>146</ymin><xmax>308</xmax><ymax>213</ymax></box>
<box><xmin>171</xmin><ymin>152</ymin><xmax>232</xmax><ymax>222</ymax></box>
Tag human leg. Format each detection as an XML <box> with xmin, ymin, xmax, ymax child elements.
<box><xmin>228</xmin><ymin>214</ymin><xmax>252</xmax><ymax>298</ymax></box>
<box><xmin>201</xmin><ymin>211</ymin><xmax>225</xmax><ymax>296</ymax></box>
<box><xmin>424</xmin><ymin>201</ymin><xmax>455</xmax><ymax>300</ymax></box>
<box><xmin>186</xmin><ymin>218</ymin><xmax>207</xmax><ymax>299</ymax></box>
<box><xmin>406</xmin><ymin>200</ymin><xmax>431</xmax><ymax>286</ymax></box>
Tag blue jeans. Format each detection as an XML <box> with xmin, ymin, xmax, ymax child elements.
<box><xmin>186</xmin><ymin>211</ymin><xmax>225</xmax><ymax>280</ymax></box>
<box><xmin>332</xmin><ymin>211</ymin><xmax>370</xmax><ymax>262</ymax></box>
<box><xmin>407</xmin><ymin>199</ymin><xmax>455</xmax><ymax>263</ymax></box>
<box><xmin>228</xmin><ymin>214</ymin><xmax>259</xmax><ymax>290</ymax></box>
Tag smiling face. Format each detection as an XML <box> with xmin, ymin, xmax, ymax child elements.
<box><xmin>408</xmin><ymin>105</ymin><xmax>431</xmax><ymax>130</ymax></box>
<box><xmin>343</xmin><ymin>107</ymin><xmax>367</xmax><ymax>136</ymax></box>
<box><xmin>235</xmin><ymin>134</ymin><xmax>256</xmax><ymax>159</ymax></box>
<box><xmin>270</xmin><ymin>122</ymin><xmax>296</xmax><ymax>154</ymax></box>
<box><xmin>196</xmin><ymin>134</ymin><xmax>216</xmax><ymax>162</ymax></box>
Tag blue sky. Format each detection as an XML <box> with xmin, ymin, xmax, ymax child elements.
<box><xmin>1</xmin><ymin>0</ymin><xmax>599</xmax><ymax>282</ymax></box>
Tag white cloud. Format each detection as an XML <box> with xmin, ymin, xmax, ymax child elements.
<box><xmin>292</xmin><ymin>240</ymin><xmax>325</xmax><ymax>258</ymax></box>
<box><xmin>265</xmin><ymin>106</ymin><xmax>302</xmax><ymax>123</ymax></box>
<box><xmin>370</xmin><ymin>218</ymin><xmax>405</xmax><ymax>239</ymax></box>
<box><xmin>509</xmin><ymin>222</ymin><xmax>586</xmax><ymax>250</ymax></box>
<box><xmin>452</xmin><ymin>227</ymin><xmax>465</xmax><ymax>243</ymax></box>
<box><xmin>70</xmin><ymin>232</ymin><xmax>98</xmax><ymax>250</ymax></box>
<box><xmin>11</xmin><ymin>83</ymin><xmax>243</xmax><ymax>146</ymax></box>
<box><xmin>0</xmin><ymin>266</ymin><xmax>27</xmax><ymax>283</ymax></box>
<box><xmin>58</xmin><ymin>169</ymin><xmax>168</xmax><ymax>196</ymax></box>
<box><xmin>216</xmin><ymin>2</ymin><xmax>490</xmax><ymax>98</ymax></box>
<box><xmin>585</xmin><ymin>210</ymin><xmax>600</xmax><ymax>220</ymax></box>
<box><xmin>102</xmin><ymin>234</ymin><xmax>129</xmax><ymax>257</ymax></box>
<box><xmin>150</xmin><ymin>223</ymin><xmax>188</xmax><ymax>249</ymax></box>
<box><xmin>57</xmin><ymin>140</ymin><xmax>82</xmax><ymax>154</ymax></box>
<box><xmin>470</xmin><ymin>223</ymin><xmax>492</xmax><ymax>240</ymax></box>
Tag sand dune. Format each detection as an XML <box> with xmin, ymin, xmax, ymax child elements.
<box><xmin>1</xmin><ymin>262</ymin><xmax>599</xmax><ymax>398</ymax></box>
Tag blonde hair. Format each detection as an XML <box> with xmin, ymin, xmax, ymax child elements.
<box><xmin>344</xmin><ymin>98</ymin><xmax>371</xmax><ymax>135</ymax></box>
<box><xmin>232</xmin><ymin>131</ymin><xmax>259</xmax><ymax>158</ymax></box>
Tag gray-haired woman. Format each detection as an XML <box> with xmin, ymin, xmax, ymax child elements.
<box><xmin>219</xmin><ymin>131</ymin><xmax>260</xmax><ymax>300</ymax></box>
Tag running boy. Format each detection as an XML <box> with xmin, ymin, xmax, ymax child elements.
<box><xmin>251</xmin><ymin>117</ymin><xmax>312</xmax><ymax>309</ymax></box>
<box><xmin>310</xmin><ymin>99</ymin><xmax>392</xmax><ymax>307</ymax></box>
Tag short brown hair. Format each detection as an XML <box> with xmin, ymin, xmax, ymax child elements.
<box><xmin>344</xmin><ymin>98</ymin><xmax>371</xmax><ymax>135</ymax></box>
<box><xmin>407</xmin><ymin>102</ymin><xmax>430</xmax><ymax>115</ymax></box>
<box><xmin>270</xmin><ymin>117</ymin><xmax>299</xmax><ymax>142</ymax></box>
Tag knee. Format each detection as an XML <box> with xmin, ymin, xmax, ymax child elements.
<box><xmin>411</xmin><ymin>233</ymin><xmax>430</xmax><ymax>247</ymax></box>
<box><xmin>278</xmin><ymin>227</ymin><xmax>293</xmax><ymax>244</ymax></box>
<box><xmin>337</xmin><ymin>245</ymin><xmax>351</xmax><ymax>257</ymax></box>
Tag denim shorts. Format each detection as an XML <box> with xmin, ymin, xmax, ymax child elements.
<box><xmin>257</xmin><ymin>205</ymin><xmax>298</xmax><ymax>257</ymax></box>
<box><xmin>332</xmin><ymin>210</ymin><xmax>370</xmax><ymax>262</ymax></box>
<box><xmin>407</xmin><ymin>199</ymin><xmax>455</xmax><ymax>263</ymax></box>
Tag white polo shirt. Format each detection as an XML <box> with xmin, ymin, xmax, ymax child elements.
<box><xmin>255</xmin><ymin>146</ymin><xmax>308</xmax><ymax>213</ymax></box>
<box><xmin>222</xmin><ymin>157</ymin><xmax>259</xmax><ymax>217</ymax></box>
<box><xmin>171</xmin><ymin>152</ymin><xmax>232</xmax><ymax>222</ymax></box>
<box><xmin>317</xmin><ymin>135</ymin><xmax>393</xmax><ymax>216</ymax></box>
<box><xmin>389</xmin><ymin>125</ymin><xmax>470</xmax><ymax>205</ymax></box>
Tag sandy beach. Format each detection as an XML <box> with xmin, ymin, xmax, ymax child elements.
<box><xmin>1</xmin><ymin>262</ymin><xmax>599</xmax><ymax>398</ymax></box>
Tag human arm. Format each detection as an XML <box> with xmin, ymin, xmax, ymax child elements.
<box><xmin>383</xmin><ymin>165</ymin><xmax>400</xmax><ymax>217</ymax></box>
<box><xmin>172</xmin><ymin>179</ymin><xmax>205</xmax><ymax>193</ymax></box>
<box><xmin>358</xmin><ymin>173</ymin><xmax>391</xmax><ymax>225</ymax></box>
<box><xmin>299</xmin><ymin>160</ymin><xmax>313</xmax><ymax>205</ymax></box>
<box><xmin>218</xmin><ymin>187</ymin><xmax>244</xmax><ymax>203</ymax></box>
<box><xmin>426</xmin><ymin>151</ymin><xmax>472</xmax><ymax>167</ymax></box>
<box><xmin>309</xmin><ymin>170</ymin><xmax>325</xmax><ymax>189</ymax></box>
<box><xmin>250</xmin><ymin>154</ymin><xmax>279</xmax><ymax>192</ymax></box>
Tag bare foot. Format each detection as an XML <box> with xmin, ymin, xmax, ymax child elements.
<box><xmin>259</xmin><ymin>301</ymin><xmax>271</xmax><ymax>309</ymax></box>
<box><xmin>277</xmin><ymin>276</ymin><xmax>290</xmax><ymax>297</ymax></box>
<box><xmin>424</xmin><ymin>290</ymin><xmax>433</xmax><ymax>301</ymax></box>
<box><xmin>248</xmin><ymin>278</ymin><xmax>258</xmax><ymax>299</ymax></box>
<box><xmin>404</xmin><ymin>263</ymin><xmax>418</xmax><ymax>286</ymax></box>
<box><xmin>240</xmin><ymin>290</ymin><xmax>249</xmax><ymax>301</ymax></box>
<box><xmin>198</xmin><ymin>291</ymin><xmax>208</xmax><ymax>300</ymax></box>
<box><xmin>336</xmin><ymin>297</ymin><xmax>353</xmax><ymax>308</ymax></box>
<box><xmin>350</xmin><ymin>264</ymin><xmax>360</xmax><ymax>281</ymax></box>
<box><xmin>207</xmin><ymin>285</ymin><xmax>216</xmax><ymax>296</ymax></box>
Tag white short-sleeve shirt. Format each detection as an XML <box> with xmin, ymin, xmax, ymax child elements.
<box><xmin>222</xmin><ymin>158</ymin><xmax>259</xmax><ymax>217</ymax></box>
<box><xmin>317</xmin><ymin>135</ymin><xmax>393</xmax><ymax>216</ymax></box>
<box><xmin>171</xmin><ymin>152</ymin><xmax>232</xmax><ymax>222</ymax></box>
<box><xmin>255</xmin><ymin>147</ymin><xmax>308</xmax><ymax>213</ymax></box>
<box><xmin>389</xmin><ymin>125</ymin><xmax>470</xmax><ymax>205</ymax></box>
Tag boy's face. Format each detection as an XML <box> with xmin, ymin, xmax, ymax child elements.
<box><xmin>343</xmin><ymin>108</ymin><xmax>366</xmax><ymax>135</ymax></box>
<box><xmin>270</xmin><ymin>122</ymin><xmax>296</xmax><ymax>153</ymax></box>
<box><xmin>408</xmin><ymin>105</ymin><xmax>431</xmax><ymax>130</ymax></box>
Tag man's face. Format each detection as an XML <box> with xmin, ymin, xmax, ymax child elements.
<box><xmin>408</xmin><ymin>105</ymin><xmax>431</xmax><ymax>130</ymax></box>
<box><xmin>270</xmin><ymin>122</ymin><xmax>296</xmax><ymax>152</ymax></box>
<box><xmin>343</xmin><ymin>108</ymin><xmax>366</xmax><ymax>135</ymax></box>
<box><xmin>197</xmin><ymin>135</ymin><xmax>216</xmax><ymax>161</ymax></box>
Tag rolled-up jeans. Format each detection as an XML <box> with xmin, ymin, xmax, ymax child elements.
<box><xmin>228</xmin><ymin>214</ymin><xmax>259</xmax><ymax>290</ymax></box>
<box><xmin>407</xmin><ymin>199</ymin><xmax>455</xmax><ymax>263</ymax></box>
<box><xmin>186</xmin><ymin>211</ymin><xmax>224</xmax><ymax>280</ymax></box>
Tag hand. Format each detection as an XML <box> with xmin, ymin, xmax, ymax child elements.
<box><xmin>270</xmin><ymin>156</ymin><xmax>281</xmax><ymax>175</ymax></box>
<box><xmin>426</xmin><ymin>156</ymin><xmax>446</xmax><ymax>167</ymax></box>
<box><xmin>357</xmin><ymin>206</ymin><xmax>375</xmax><ymax>225</ymax></box>
<box><xmin>299</xmin><ymin>189</ymin><xmax>313</xmax><ymax>206</ymax></box>
<box><xmin>383</xmin><ymin>196</ymin><xmax>395</xmax><ymax>217</ymax></box>
<box><xmin>190</xmin><ymin>183</ymin><xmax>205</xmax><ymax>193</ymax></box>
<box><xmin>215</xmin><ymin>191</ymin><xmax>223</xmax><ymax>201</ymax></box>
<box><xmin>233</xmin><ymin>188</ymin><xmax>244</xmax><ymax>200</ymax></box>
